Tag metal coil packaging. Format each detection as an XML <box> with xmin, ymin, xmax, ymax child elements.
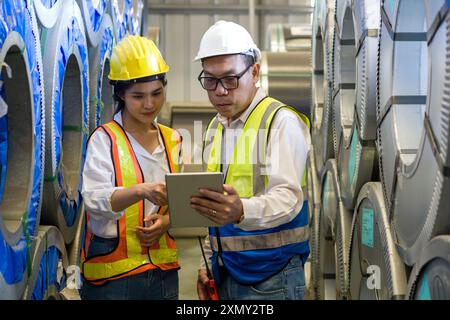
<box><xmin>108</xmin><ymin>0</ymin><xmax>131</xmax><ymax>42</ymax></box>
<box><xmin>407</xmin><ymin>236</ymin><xmax>450</xmax><ymax>300</ymax></box>
<box><xmin>76</xmin><ymin>0</ymin><xmax>108</xmax><ymax>47</ymax></box>
<box><xmin>0</xmin><ymin>1</ymin><xmax>45</xmax><ymax>300</ymax></box>
<box><xmin>128</xmin><ymin>0</ymin><xmax>143</xmax><ymax>35</ymax></box>
<box><xmin>260</xmin><ymin>50</ymin><xmax>312</xmax><ymax>118</ymax></box>
<box><xmin>348</xmin><ymin>182</ymin><xmax>407</xmax><ymax>300</ymax></box>
<box><xmin>33</xmin><ymin>0</ymin><xmax>63</xmax><ymax>29</ymax></box>
<box><xmin>317</xmin><ymin>159</ymin><xmax>352</xmax><ymax>299</ymax></box>
<box><xmin>312</xmin><ymin>0</ymin><xmax>337</xmax><ymax>176</ymax></box>
<box><xmin>88</xmin><ymin>13</ymin><xmax>114</xmax><ymax>134</ymax></box>
<box><xmin>23</xmin><ymin>226</ymin><xmax>68</xmax><ymax>300</ymax></box>
<box><xmin>41</xmin><ymin>0</ymin><xmax>89</xmax><ymax>245</ymax></box>
<box><xmin>334</xmin><ymin>0</ymin><xmax>379</xmax><ymax>210</ymax></box>
<box><xmin>306</xmin><ymin>146</ymin><xmax>322</xmax><ymax>300</ymax></box>
<box><xmin>377</xmin><ymin>0</ymin><xmax>450</xmax><ymax>266</ymax></box>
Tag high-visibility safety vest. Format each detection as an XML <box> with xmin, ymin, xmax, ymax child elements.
<box><xmin>81</xmin><ymin>120</ymin><xmax>180</xmax><ymax>285</ymax></box>
<box><xmin>204</xmin><ymin>96</ymin><xmax>310</xmax><ymax>285</ymax></box>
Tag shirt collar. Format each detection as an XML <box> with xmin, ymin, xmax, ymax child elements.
<box><xmin>216</xmin><ymin>87</ymin><xmax>267</xmax><ymax>128</ymax></box>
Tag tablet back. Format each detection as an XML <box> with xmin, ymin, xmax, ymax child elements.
<box><xmin>165</xmin><ymin>172</ymin><xmax>223</xmax><ymax>228</ymax></box>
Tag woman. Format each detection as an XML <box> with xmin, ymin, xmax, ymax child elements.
<box><xmin>80</xmin><ymin>35</ymin><xmax>181</xmax><ymax>300</ymax></box>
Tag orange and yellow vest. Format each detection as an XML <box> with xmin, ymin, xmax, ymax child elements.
<box><xmin>81</xmin><ymin>120</ymin><xmax>181</xmax><ymax>285</ymax></box>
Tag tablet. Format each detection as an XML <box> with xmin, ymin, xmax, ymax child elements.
<box><xmin>165</xmin><ymin>172</ymin><xmax>224</xmax><ymax>228</ymax></box>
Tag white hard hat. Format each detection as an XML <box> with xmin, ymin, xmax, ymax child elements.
<box><xmin>194</xmin><ymin>20</ymin><xmax>261</xmax><ymax>62</ymax></box>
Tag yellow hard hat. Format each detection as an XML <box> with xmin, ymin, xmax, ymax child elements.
<box><xmin>109</xmin><ymin>35</ymin><xmax>169</xmax><ymax>83</ymax></box>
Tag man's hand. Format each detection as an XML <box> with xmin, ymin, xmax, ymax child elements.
<box><xmin>197</xmin><ymin>269</ymin><xmax>212</xmax><ymax>300</ymax></box>
<box><xmin>135</xmin><ymin>214</ymin><xmax>170</xmax><ymax>247</ymax></box>
<box><xmin>190</xmin><ymin>184</ymin><xmax>243</xmax><ymax>225</ymax></box>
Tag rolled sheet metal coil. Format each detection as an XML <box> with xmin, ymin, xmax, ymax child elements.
<box><xmin>377</xmin><ymin>0</ymin><xmax>450</xmax><ymax>266</ymax></box>
<box><xmin>76</xmin><ymin>0</ymin><xmax>108</xmax><ymax>47</ymax></box>
<box><xmin>41</xmin><ymin>0</ymin><xmax>89</xmax><ymax>245</ymax></box>
<box><xmin>313</xmin><ymin>0</ymin><xmax>337</xmax><ymax>177</ymax></box>
<box><xmin>33</xmin><ymin>0</ymin><xmax>63</xmax><ymax>29</ymax></box>
<box><xmin>319</xmin><ymin>159</ymin><xmax>352</xmax><ymax>299</ymax></box>
<box><xmin>108</xmin><ymin>0</ymin><xmax>131</xmax><ymax>42</ymax></box>
<box><xmin>335</xmin><ymin>0</ymin><xmax>379</xmax><ymax>210</ymax></box>
<box><xmin>307</xmin><ymin>146</ymin><xmax>322</xmax><ymax>299</ymax></box>
<box><xmin>128</xmin><ymin>0</ymin><xmax>143</xmax><ymax>35</ymax></box>
<box><xmin>407</xmin><ymin>235</ymin><xmax>450</xmax><ymax>300</ymax></box>
<box><xmin>67</xmin><ymin>204</ymin><xmax>85</xmax><ymax>268</ymax></box>
<box><xmin>88</xmin><ymin>13</ymin><xmax>114</xmax><ymax>133</ymax></box>
<box><xmin>260</xmin><ymin>51</ymin><xmax>312</xmax><ymax>118</ymax></box>
<box><xmin>311</xmin><ymin>0</ymin><xmax>326</xmax><ymax>176</ymax></box>
<box><xmin>316</xmin><ymin>159</ymin><xmax>337</xmax><ymax>299</ymax></box>
<box><xmin>23</xmin><ymin>226</ymin><xmax>68</xmax><ymax>300</ymax></box>
<box><xmin>0</xmin><ymin>1</ymin><xmax>45</xmax><ymax>300</ymax></box>
<box><xmin>348</xmin><ymin>182</ymin><xmax>407</xmax><ymax>300</ymax></box>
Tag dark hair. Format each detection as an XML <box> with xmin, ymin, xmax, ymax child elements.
<box><xmin>112</xmin><ymin>76</ymin><xmax>167</xmax><ymax>115</ymax></box>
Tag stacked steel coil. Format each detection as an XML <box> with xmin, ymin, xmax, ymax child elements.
<box><xmin>309</xmin><ymin>0</ymin><xmax>450</xmax><ymax>300</ymax></box>
<box><xmin>0</xmin><ymin>0</ymin><xmax>142</xmax><ymax>300</ymax></box>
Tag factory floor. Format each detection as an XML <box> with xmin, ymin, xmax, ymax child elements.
<box><xmin>62</xmin><ymin>237</ymin><xmax>312</xmax><ymax>300</ymax></box>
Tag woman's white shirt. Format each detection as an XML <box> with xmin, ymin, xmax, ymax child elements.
<box><xmin>81</xmin><ymin>112</ymin><xmax>173</xmax><ymax>238</ymax></box>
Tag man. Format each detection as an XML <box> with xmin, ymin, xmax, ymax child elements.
<box><xmin>190</xmin><ymin>20</ymin><xmax>311</xmax><ymax>300</ymax></box>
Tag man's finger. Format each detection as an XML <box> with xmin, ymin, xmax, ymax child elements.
<box><xmin>198</xmin><ymin>188</ymin><xmax>227</xmax><ymax>203</ymax></box>
<box><xmin>223</xmin><ymin>184</ymin><xmax>238</xmax><ymax>195</ymax></box>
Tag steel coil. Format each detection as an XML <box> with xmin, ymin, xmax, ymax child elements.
<box><xmin>311</xmin><ymin>0</ymin><xmax>326</xmax><ymax>176</ymax></box>
<box><xmin>0</xmin><ymin>1</ymin><xmax>45</xmax><ymax>300</ymax></box>
<box><xmin>33</xmin><ymin>0</ymin><xmax>63</xmax><ymax>29</ymax></box>
<box><xmin>407</xmin><ymin>235</ymin><xmax>450</xmax><ymax>300</ymax></box>
<box><xmin>312</xmin><ymin>0</ymin><xmax>337</xmax><ymax>176</ymax></box>
<box><xmin>307</xmin><ymin>146</ymin><xmax>322</xmax><ymax>300</ymax></box>
<box><xmin>260</xmin><ymin>51</ymin><xmax>312</xmax><ymax>118</ymax></box>
<box><xmin>23</xmin><ymin>226</ymin><xmax>68</xmax><ymax>300</ymax></box>
<box><xmin>108</xmin><ymin>0</ymin><xmax>131</xmax><ymax>42</ymax></box>
<box><xmin>88</xmin><ymin>13</ymin><xmax>114</xmax><ymax>133</ymax></box>
<box><xmin>67</xmin><ymin>204</ymin><xmax>85</xmax><ymax>268</ymax></box>
<box><xmin>348</xmin><ymin>182</ymin><xmax>407</xmax><ymax>300</ymax></box>
<box><xmin>334</xmin><ymin>0</ymin><xmax>379</xmax><ymax>210</ymax></box>
<box><xmin>76</xmin><ymin>0</ymin><xmax>108</xmax><ymax>47</ymax></box>
<box><xmin>319</xmin><ymin>159</ymin><xmax>352</xmax><ymax>299</ymax></box>
<box><xmin>41</xmin><ymin>0</ymin><xmax>89</xmax><ymax>245</ymax></box>
<box><xmin>377</xmin><ymin>0</ymin><xmax>450</xmax><ymax>266</ymax></box>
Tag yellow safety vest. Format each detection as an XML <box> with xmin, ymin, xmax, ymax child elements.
<box><xmin>81</xmin><ymin>120</ymin><xmax>180</xmax><ymax>285</ymax></box>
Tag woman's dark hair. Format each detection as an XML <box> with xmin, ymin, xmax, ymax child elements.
<box><xmin>112</xmin><ymin>76</ymin><xmax>168</xmax><ymax>115</ymax></box>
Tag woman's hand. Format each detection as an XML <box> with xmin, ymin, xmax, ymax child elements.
<box><xmin>135</xmin><ymin>214</ymin><xmax>170</xmax><ymax>247</ymax></box>
<box><xmin>110</xmin><ymin>182</ymin><xmax>168</xmax><ymax>212</ymax></box>
<box><xmin>136</xmin><ymin>182</ymin><xmax>168</xmax><ymax>206</ymax></box>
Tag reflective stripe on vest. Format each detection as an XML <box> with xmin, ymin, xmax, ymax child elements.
<box><xmin>81</xmin><ymin>121</ymin><xmax>180</xmax><ymax>284</ymax></box>
<box><xmin>210</xmin><ymin>225</ymin><xmax>310</xmax><ymax>252</ymax></box>
<box><xmin>204</xmin><ymin>96</ymin><xmax>311</xmax><ymax>284</ymax></box>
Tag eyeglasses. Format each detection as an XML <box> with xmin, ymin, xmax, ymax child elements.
<box><xmin>197</xmin><ymin>64</ymin><xmax>253</xmax><ymax>91</ymax></box>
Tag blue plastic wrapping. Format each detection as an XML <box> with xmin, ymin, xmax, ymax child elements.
<box><xmin>31</xmin><ymin>246</ymin><xmax>62</xmax><ymax>300</ymax></box>
<box><xmin>0</xmin><ymin>0</ymin><xmax>44</xmax><ymax>285</ymax></box>
<box><xmin>87</xmin><ymin>0</ymin><xmax>107</xmax><ymax>33</ymax></box>
<box><xmin>0</xmin><ymin>96</ymin><xmax>7</xmax><ymax>203</ymax></box>
<box><xmin>52</xmin><ymin>13</ymin><xmax>89</xmax><ymax>228</ymax></box>
<box><xmin>113</xmin><ymin>0</ymin><xmax>131</xmax><ymax>41</ymax></box>
<box><xmin>95</xmin><ymin>26</ymin><xmax>114</xmax><ymax>127</ymax></box>
<box><xmin>42</xmin><ymin>0</ymin><xmax>58</xmax><ymax>10</ymax></box>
